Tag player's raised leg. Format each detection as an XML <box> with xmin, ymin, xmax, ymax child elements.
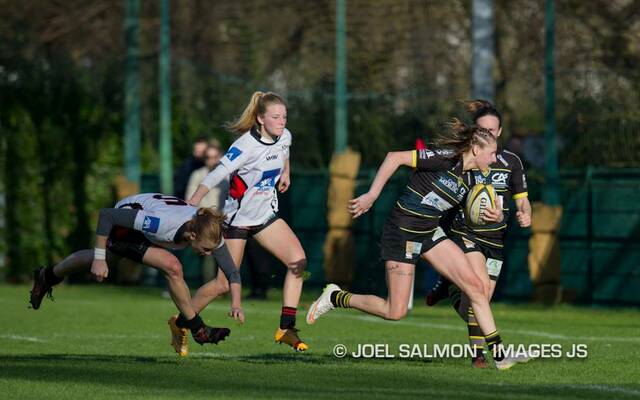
<box><xmin>254</xmin><ymin>219</ymin><xmax>308</xmax><ymax>351</ymax></box>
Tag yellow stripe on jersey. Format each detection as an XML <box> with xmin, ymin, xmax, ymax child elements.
<box><xmin>450</xmin><ymin>228</ymin><xmax>505</xmax><ymax>248</ymax></box>
<box><xmin>472</xmin><ymin>236</ymin><xmax>504</xmax><ymax>248</ymax></box>
<box><xmin>513</xmin><ymin>192</ymin><xmax>528</xmax><ymax>199</ymax></box>
<box><xmin>434</xmin><ymin>184</ymin><xmax>459</xmax><ymax>204</ymax></box>
<box><xmin>399</xmin><ymin>226</ymin><xmax>438</xmax><ymax>234</ymax></box>
<box><xmin>446</xmin><ymin>171</ymin><xmax>469</xmax><ymax>190</ymax></box>
<box><xmin>471</xmin><ymin>225</ymin><xmax>507</xmax><ymax>232</ymax></box>
<box><xmin>407</xmin><ymin>186</ymin><xmax>425</xmax><ymax>197</ymax></box>
<box><xmin>396</xmin><ymin>202</ymin><xmax>439</xmax><ymax>218</ymax></box>
<box><xmin>412</xmin><ymin>150</ymin><xmax>417</xmax><ymax>168</ymax></box>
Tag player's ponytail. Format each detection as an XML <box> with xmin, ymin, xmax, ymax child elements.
<box><xmin>225</xmin><ymin>91</ymin><xmax>287</xmax><ymax>135</ymax></box>
<box><xmin>463</xmin><ymin>99</ymin><xmax>502</xmax><ymax>127</ymax></box>
<box><xmin>435</xmin><ymin>118</ymin><xmax>495</xmax><ymax>157</ymax></box>
<box><xmin>188</xmin><ymin>208</ymin><xmax>226</xmax><ymax>248</ymax></box>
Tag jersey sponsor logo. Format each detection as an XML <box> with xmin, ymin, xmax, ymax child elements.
<box><xmin>438</xmin><ymin>176</ymin><xmax>459</xmax><ymax>193</ymax></box>
<box><xmin>462</xmin><ymin>237</ymin><xmax>476</xmax><ymax>249</ymax></box>
<box><xmin>266</xmin><ymin>154</ymin><xmax>278</xmax><ymax>161</ymax></box>
<box><xmin>435</xmin><ymin>149</ymin><xmax>454</xmax><ymax>156</ymax></box>
<box><xmin>497</xmin><ymin>154</ymin><xmax>509</xmax><ymax>166</ymax></box>
<box><xmin>421</xmin><ymin>192</ymin><xmax>453</xmax><ymax>211</ymax></box>
<box><xmin>522</xmin><ymin>174</ymin><xmax>528</xmax><ymax>189</ymax></box>
<box><xmin>432</xmin><ymin>227</ymin><xmax>446</xmax><ymax>242</ymax></box>
<box><xmin>254</xmin><ymin>168</ymin><xmax>281</xmax><ymax>192</ymax></box>
<box><xmin>486</xmin><ymin>258</ymin><xmax>503</xmax><ymax>278</ymax></box>
<box><xmin>405</xmin><ymin>241</ymin><xmax>423</xmax><ymax>259</ymax></box>
<box><xmin>225</xmin><ymin>147</ymin><xmax>242</xmax><ymax>161</ymax></box>
<box><xmin>142</xmin><ymin>216</ymin><xmax>160</xmax><ymax>233</ymax></box>
<box><xmin>419</xmin><ymin>149</ymin><xmax>435</xmax><ymax>159</ymax></box>
<box><xmin>491</xmin><ymin>172</ymin><xmax>509</xmax><ymax>186</ymax></box>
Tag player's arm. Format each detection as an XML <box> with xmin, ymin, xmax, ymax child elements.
<box><xmin>515</xmin><ymin>196</ymin><xmax>532</xmax><ymax>228</ymax></box>
<box><xmin>509</xmin><ymin>153</ymin><xmax>531</xmax><ymax>228</ymax></box>
<box><xmin>92</xmin><ymin>208</ymin><xmax>139</xmax><ymax>282</ymax></box>
<box><xmin>189</xmin><ymin>144</ymin><xmax>246</xmax><ymax>206</ymax></box>
<box><xmin>349</xmin><ymin>151</ymin><xmax>414</xmax><ymax>219</ymax></box>
<box><xmin>278</xmin><ymin>158</ymin><xmax>290</xmax><ymax>193</ymax></box>
<box><xmin>212</xmin><ymin>243</ymin><xmax>244</xmax><ymax>323</ymax></box>
<box><xmin>185</xmin><ymin>170</ymin><xmax>202</xmax><ymax>201</ymax></box>
<box><xmin>190</xmin><ymin>163</ymin><xmax>234</xmax><ymax>206</ymax></box>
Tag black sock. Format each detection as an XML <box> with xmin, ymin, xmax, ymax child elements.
<box><xmin>330</xmin><ymin>290</ymin><xmax>353</xmax><ymax>308</ymax></box>
<box><xmin>485</xmin><ymin>331</ymin><xmax>504</xmax><ymax>361</ymax></box>
<box><xmin>280</xmin><ymin>307</ymin><xmax>297</xmax><ymax>329</ymax></box>
<box><xmin>176</xmin><ymin>314</ymin><xmax>205</xmax><ymax>334</ymax></box>
<box><xmin>44</xmin><ymin>266</ymin><xmax>64</xmax><ymax>286</ymax></box>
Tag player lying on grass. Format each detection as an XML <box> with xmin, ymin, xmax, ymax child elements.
<box><xmin>425</xmin><ymin>99</ymin><xmax>532</xmax><ymax>368</ymax></box>
<box><xmin>307</xmin><ymin>120</ymin><xmax>528</xmax><ymax>370</ymax></box>
<box><xmin>29</xmin><ymin>193</ymin><xmax>244</xmax><ymax>354</ymax></box>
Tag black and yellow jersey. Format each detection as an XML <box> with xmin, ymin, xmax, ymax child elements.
<box><xmin>450</xmin><ymin>149</ymin><xmax>528</xmax><ymax>248</ymax></box>
<box><xmin>389</xmin><ymin>148</ymin><xmax>469</xmax><ymax>232</ymax></box>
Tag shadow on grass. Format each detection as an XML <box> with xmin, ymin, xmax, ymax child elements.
<box><xmin>1</xmin><ymin>354</ymin><xmax>638</xmax><ymax>399</ymax></box>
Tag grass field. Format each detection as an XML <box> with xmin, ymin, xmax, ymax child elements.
<box><xmin>1</xmin><ymin>284</ymin><xmax>639</xmax><ymax>399</ymax></box>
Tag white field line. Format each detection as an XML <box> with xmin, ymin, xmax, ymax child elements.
<box><xmin>0</xmin><ymin>334</ymin><xmax>46</xmax><ymax>342</ymax></box>
<box><xmin>560</xmin><ymin>384</ymin><xmax>640</xmax><ymax>397</ymax></box>
<box><xmin>349</xmin><ymin>315</ymin><xmax>640</xmax><ymax>343</ymax></box>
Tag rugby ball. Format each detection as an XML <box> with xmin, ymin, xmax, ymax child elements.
<box><xmin>465</xmin><ymin>184</ymin><xmax>497</xmax><ymax>226</ymax></box>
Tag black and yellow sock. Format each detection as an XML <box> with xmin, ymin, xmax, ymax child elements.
<box><xmin>485</xmin><ymin>330</ymin><xmax>504</xmax><ymax>361</ymax></box>
<box><xmin>176</xmin><ymin>314</ymin><xmax>205</xmax><ymax>334</ymax></box>
<box><xmin>467</xmin><ymin>307</ymin><xmax>485</xmax><ymax>359</ymax></box>
<box><xmin>330</xmin><ymin>290</ymin><xmax>353</xmax><ymax>308</ymax></box>
<box><xmin>280</xmin><ymin>306</ymin><xmax>297</xmax><ymax>329</ymax></box>
<box><xmin>449</xmin><ymin>285</ymin><xmax>463</xmax><ymax>314</ymax></box>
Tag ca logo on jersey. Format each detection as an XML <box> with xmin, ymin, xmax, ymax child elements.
<box><xmin>225</xmin><ymin>147</ymin><xmax>242</xmax><ymax>161</ymax></box>
<box><xmin>254</xmin><ymin>168</ymin><xmax>281</xmax><ymax>192</ymax></box>
<box><xmin>491</xmin><ymin>172</ymin><xmax>509</xmax><ymax>186</ymax></box>
<box><xmin>142</xmin><ymin>216</ymin><xmax>160</xmax><ymax>233</ymax></box>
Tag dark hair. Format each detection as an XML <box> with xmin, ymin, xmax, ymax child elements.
<box><xmin>194</xmin><ymin>136</ymin><xmax>208</xmax><ymax>144</ymax></box>
<box><xmin>464</xmin><ymin>99</ymin><xmax>502</xmax><ymax>127</ymax></box>
<box><xmin>435</xmin><ymin>118</ymin><xmax>496</xmax><ymax>157</ymax></box>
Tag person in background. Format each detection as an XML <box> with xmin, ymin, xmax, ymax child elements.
<box><xmin>186</xmin><ymin>140</ymin><xmax>229</xmax><ymax>283</ymax></box>
<box><xmin>174</xmin><ymin>136</ymin><xmax>208</xmax><ymax>200</ymax></box>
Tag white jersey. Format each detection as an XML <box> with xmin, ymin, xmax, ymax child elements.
<box><xmin>215</xmin><ymin>128</ymin><xmax>291</xmax><ymax>226</ymax></box>
<box><xmin>115</xmin><ymin>193</ymin><xmax>201</xmax><ymax>250</ymax></box>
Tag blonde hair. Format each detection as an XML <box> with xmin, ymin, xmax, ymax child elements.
<box><xmin>187</xmin><ymin>208</ymin><xmax>226</xmax><ymax>249</ymax></box>
<box><xmin>435</xmin><ymin>118</ymin><xmax>496</xmax><ymax>157</ymax></box>
<box><xmin>225</xmin><ymin>91</ymin><xmax>287</xmax><ymax>134</ymax></box>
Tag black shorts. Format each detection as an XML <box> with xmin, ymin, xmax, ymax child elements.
<box><xmin>106</xmin><ymin>226</ymin><xmax>151</xmax><ymax>263</ymax></box>
<box><xmin>380</xmin><ymin>220</ymin><xmax>449</xmax><ymax>265</ymax></box>
<box><xmin>449</xmin><ymin>232</ymin><xmax>504</xmax><ymax>281</ymax></box>
<box><xmin>223</xmin><ymin>215</ymin><xmax>279</xmax><ymax>240</ymax></box>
